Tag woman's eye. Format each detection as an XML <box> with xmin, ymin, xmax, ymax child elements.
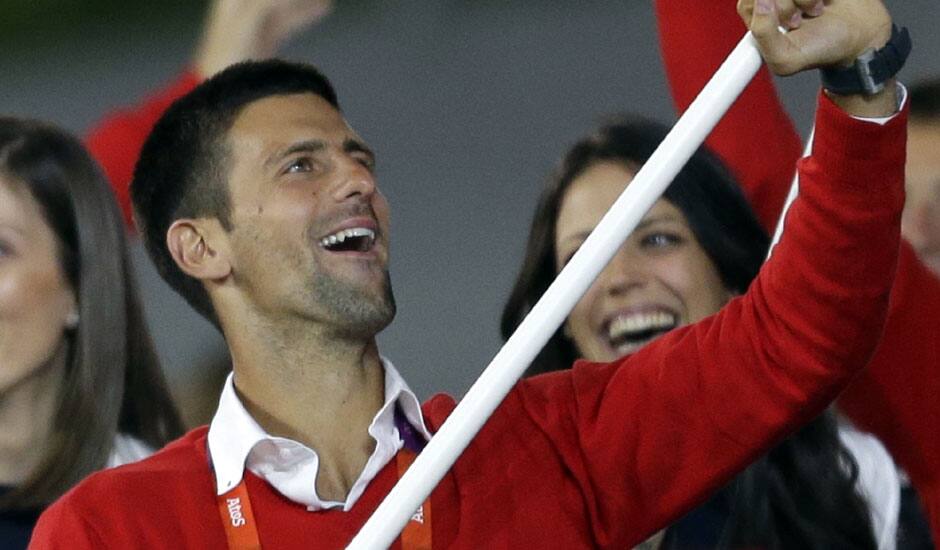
<box><xmin>641</xmin><ymin>232</ymin><xmax>682</xmax><ymax>249</ymax></box>
<box><xmin>558</xmin><ymin>245</ymin><xmax>581</xmax><ymax>270</ymax></box>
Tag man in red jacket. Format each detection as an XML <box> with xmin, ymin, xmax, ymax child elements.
<box><xmin>31</xmin><ymin>1</ymin><xmax>911</xmax><ymax>548</ymax></box>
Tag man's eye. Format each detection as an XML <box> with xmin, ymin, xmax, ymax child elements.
<box><xmin>354</xmin><ymin>155</ymin><xmax>376</xmax><ymax>172</ymax></box>
<box><xmin>285</xmin><ymin>158</ymin><xmax>313</xmax><ymax>174</ymax></box>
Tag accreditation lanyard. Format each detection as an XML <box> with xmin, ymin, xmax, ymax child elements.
<box><xmin>214</xmin><ymin>408</ymin><xmax>432</xmax><ymax>550</ymax></box>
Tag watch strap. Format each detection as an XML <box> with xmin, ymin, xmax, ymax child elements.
<box><xmin>820</xmin><ymin>25</ymin><xmax>912</xmax><ymax>96</ymax></box>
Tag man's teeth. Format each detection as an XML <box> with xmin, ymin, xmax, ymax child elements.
<box><xmin>608</xmin><ymin>311</ymin><xmax>677</xmax><ymax>341</ymax></box>
<box><xmin>319</xmin><ymin>227</ymin><xmax>375</xmax><ymax>248</ymax></box>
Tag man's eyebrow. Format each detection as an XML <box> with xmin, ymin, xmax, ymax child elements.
<box><xmin>264</xmin><ymin>139</ymin><xmax>327</xmax><ymax>169</ymax></box>
<box><xmin>343</xmin><ymin>138</ymin><xmax>375</xmax><ymax>163</ymax></box>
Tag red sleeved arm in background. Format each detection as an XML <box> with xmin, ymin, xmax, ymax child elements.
<box><xmin>840</xmin><ymin>241</ymin><xmax>940</xmax><ymax>535</ymax></box>
<box><xmin>656</xmin><ymin>0</ymin><xmax>940</xmax><ymax>537</ymax></box>
<box><xmin>83</xmin><ymin>71</ymin><xmax>200</xmax><ymax>229</ymax></box>
<box><xmin>654</xmin><ymin>0</ymin><xmax>802</xmax><ymax>234</ymax></box>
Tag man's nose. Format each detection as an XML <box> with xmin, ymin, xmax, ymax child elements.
<box><xmin>332</xmin><ymin>158</ymin><xmax>376</xmax><ymax>201</ymax></box>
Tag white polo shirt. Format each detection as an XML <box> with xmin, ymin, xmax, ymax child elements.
<box><xmin>206</xmin><ymin>358</ymin><xmax>432</xmax><ymax>511</ymax></box>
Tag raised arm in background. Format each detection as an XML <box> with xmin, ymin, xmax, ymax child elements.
<box><xmin>655</xmin><ymin>0</ymin><xmax>802</xmax><ymax>233</ymax></box>
<box><xmin>84</xmin><ymin>0</ymin><xmax>333</xmax><ymax>228</ymax></box>
<box><xmin>656</xmin><ymin>0</ymin><xmax>939</xmax><ymax>540</ymax></box>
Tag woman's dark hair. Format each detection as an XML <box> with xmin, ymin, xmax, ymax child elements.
<box><xmin>0</xmin><ymin>117</ymin><xmax>183</xmax><ymax>510</ymax></box>
<box><xmin>502</xmin><ymin>116</ymin><xmax>877</xmax><ymax>549</ymax></box>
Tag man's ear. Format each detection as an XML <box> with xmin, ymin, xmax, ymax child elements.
<box><xmin>166</xmin><ymin>218</ymin><xmax>232</xmax><ymax>282</ymax></box>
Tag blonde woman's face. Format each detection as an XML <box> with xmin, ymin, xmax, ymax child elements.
<box><xmin>0</xmin><ymin>176</ymin><xmax>76</xmax><ymax>395</ymax></box>
<box><xmin>555</xmin><ymin>161</ymin><xmax>731</xmax><ymax>362</ymax></box>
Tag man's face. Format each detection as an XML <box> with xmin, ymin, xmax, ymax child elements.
<box><xmin>221</xmin><ymin>93</ymin><xmax>394</xmax><ymax>338</ymax></box>
<box><xmin>902</xmin><ymin>120</ymin><xmax>940</xmax><ymax>275</ymax></box>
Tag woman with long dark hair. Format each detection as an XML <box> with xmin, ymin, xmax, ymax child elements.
<box><xmin>502</xmin><ymin>118</ymin><xmax>895</xmax><ymax>549</ymax></box>
<box><xmin>0</xmin><ymin>117</ymin><xmax>183</xmax><ymax>548</ymax></box>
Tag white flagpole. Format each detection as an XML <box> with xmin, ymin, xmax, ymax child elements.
<box><xmin>348</xmin><ymin>32</ymin><xmax>765</xmax><ymax>550</ymax></box>
<box><xmin>766</xmin><ymin>128</ymin><xmax>814</xmax><ymax>259</ymax></box>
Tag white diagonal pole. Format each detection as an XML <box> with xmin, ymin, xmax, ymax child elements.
<box><xmin>766</xmin><ymin>127</ymin><xmax>814</xmax><ymax>259</ymax></box>
<box><xmin>348</xmin><ymin>32</ymin><xmax>764</xmax><ymax>550</ymax></box>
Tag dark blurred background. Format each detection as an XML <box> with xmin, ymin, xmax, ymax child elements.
<box><xmin>2</xmin><ymin>1</ymin><xmax>937</xmax><ymax>416</ymax></box>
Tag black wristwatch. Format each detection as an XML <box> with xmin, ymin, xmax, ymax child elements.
<box><xmin>820</xmin><ymin>25</ymin><xmax>912</xmax><ymax>96</ymax></box>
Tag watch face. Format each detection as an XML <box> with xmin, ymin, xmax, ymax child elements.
<box><xmin>855</xmin><ymin>51</ymin><xmax>884</xmax><ymax>96</ymax></box>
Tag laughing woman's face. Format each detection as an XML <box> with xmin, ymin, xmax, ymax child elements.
<box><xmin>554</xmin><ymin>161</ymin><xmax>731</xmax><ymax>362</ymax></box>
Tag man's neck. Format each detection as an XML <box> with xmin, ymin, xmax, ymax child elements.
<box><xmin>227</xmin><ymin>321</ymin><xmax>386</xmax><ymax>502</ymax></box>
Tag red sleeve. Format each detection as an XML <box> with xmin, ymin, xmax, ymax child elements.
<box><xmin>84</xmin><ymin>71</ymin><xmax>200</xmax><ymax>229</ymax></box>
<box><xmin>518</xmin><ymin>96</ymin><xmax>907</xmax><ymax>546</ymax></box>
<box><xmin>654</xmin><ymin>0</ymin><xmax>803</xmax><ymax>233</ymax></box>
<box><xmin>839</xmin><ymin>241</ymin><xmax>940</xmax><ymax>536</ymax></box>
<box><xmin>28</xmin><ymin>498</ymin><xmax>103</xmax><ymax>549</ymax></box>
<box><xmin>657</xmin><ymin>2</ymin><xmax>940</xmax><ymax>536</ymax></box>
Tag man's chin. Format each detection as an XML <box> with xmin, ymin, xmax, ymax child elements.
<box><xmin>333</xmin><ymin>303</ymin><xmax>395</xmax><ymax>340</ymax></box>
<box><xmin>310</xmin><ymin>268</ymin><xmax>395</xmax><ymax>333</ymax></box>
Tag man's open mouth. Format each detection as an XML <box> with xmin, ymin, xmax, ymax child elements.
<box><xmin>318</xmin><ymin>227</ymin><xmax>376</xmax><ymax>253</ymax></box>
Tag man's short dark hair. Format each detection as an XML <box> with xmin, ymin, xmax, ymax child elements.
<box><xmin>910</xmin><ymin>77</ymin><xmax>940</xmax><ymax>122</ymax></box>
<box><xmin>131</xmin><ymin>59</ymin><xmax>340</xmax><ymax>328</ymax></box>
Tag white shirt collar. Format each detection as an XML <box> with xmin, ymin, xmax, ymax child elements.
<box><xmin>206</xmin><ymin>357</ymin><xmax>431</xmax><ymax>511</ymax></box>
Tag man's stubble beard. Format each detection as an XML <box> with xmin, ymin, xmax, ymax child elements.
<box><xmin>312</xmin><ymin>268</ymin><xmax>396</xmax><ymax>340</ymax></box>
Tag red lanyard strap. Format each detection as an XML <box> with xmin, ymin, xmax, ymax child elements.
<box><xmin>217</xmin><ymin>478</ymin><xmax>262</xmax><ymax>550</ymax></box>
<box><xmin>397</xmin><ymin>448</ymin><xmax>433</xmax><ymax>550</ymax></box>
<box><xmin>215</xmin><ymin>449</ymin><xmax>432</xmax><ymax>549</ymax></box>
